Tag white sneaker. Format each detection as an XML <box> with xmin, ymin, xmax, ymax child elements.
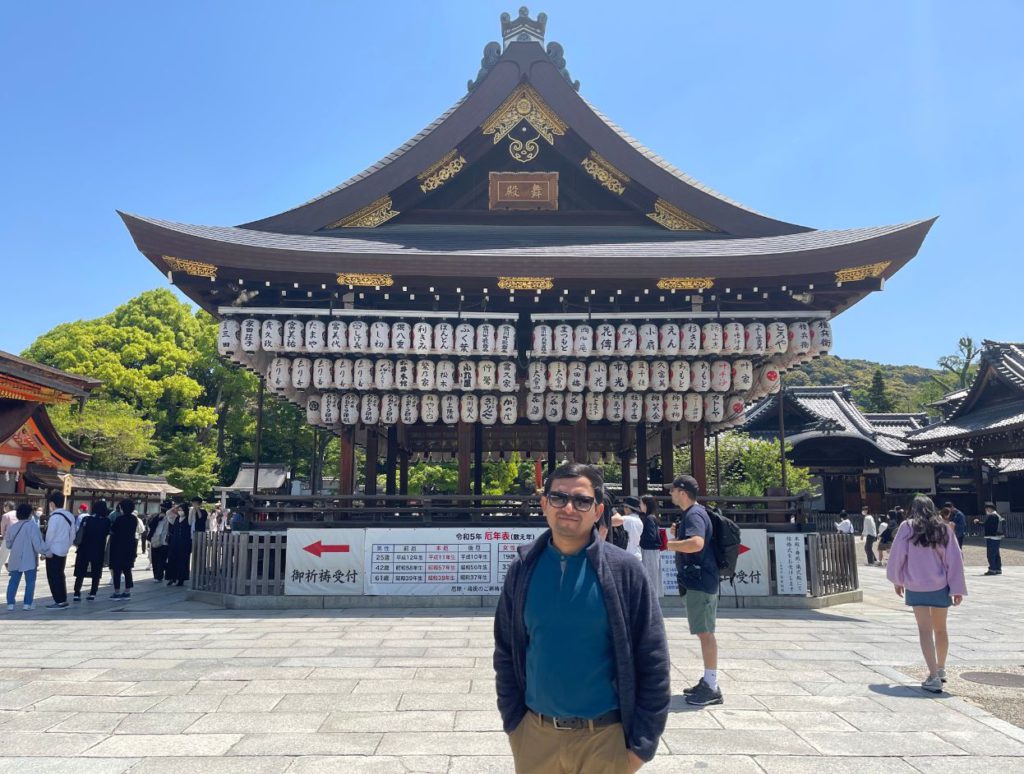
<box><xmin>6</xmin><ymin>604</ymin><xmax>13</xmax><ymax>611</ymax></box>
<box><xmin>921</xmin><ymin>674</ymin><xmax>943</xmax><ymax>693</ymax></box>
<box><xmin>22</xmin><ymin>604</ymin><xmax>33</xmax><ymax>611</ymax></box>
<box><xmin>937</xmin><ymin>668</ymin><xmax>947</xmax><ymax>683</ymax></box>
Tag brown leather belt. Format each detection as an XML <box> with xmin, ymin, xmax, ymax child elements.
<box><xmin>531</xmin><ymin>708</ymin><xmax>621</xmax><ymax>731</ymax></box>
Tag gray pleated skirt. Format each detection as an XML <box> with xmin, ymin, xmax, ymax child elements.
<box><xmin>641</xmin><ymin>549</ymin><xmax>664</xmax><ymax>598</ymax></box>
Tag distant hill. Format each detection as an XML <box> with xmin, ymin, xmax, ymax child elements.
<box><xmin>785</xmin><ymin>355</ymin><xmax>946</xmax><ymax>414</ymax></box>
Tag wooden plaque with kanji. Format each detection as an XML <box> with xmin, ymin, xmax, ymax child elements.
<box><xmin>488</xmin><ymin>172</ymin><xmax>559</xmax><ymax>211</ymax></box>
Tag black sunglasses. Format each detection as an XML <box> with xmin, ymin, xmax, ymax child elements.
<box><xmin>546</xmin><ymin>491</ymin><xmax>597</xmax><ymax>513</ymax></box>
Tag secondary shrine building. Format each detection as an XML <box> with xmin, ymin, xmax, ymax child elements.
<box><xmin>120</xmin><ymin>9</ymin><xmax>934</xmax><ymax>500</ymax></box>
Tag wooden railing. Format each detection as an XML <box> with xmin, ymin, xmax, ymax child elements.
<box><xmin>806</xmin><ymin>533</ymin><xmax>859</xmax><ymax>597</ymax></box>
<box><xmin>192</xmin><ymin>531</ymin><xmax>287</xmax><ymax>596</ymax></box>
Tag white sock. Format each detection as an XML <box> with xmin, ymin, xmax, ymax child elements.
<box><xmin>703</xmin><ymin>669</ymin><xmax>719</xmax><ymax>691</ymax></box>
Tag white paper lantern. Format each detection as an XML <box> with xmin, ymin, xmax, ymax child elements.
<box><xmin>670</xmin><ymin>361</ymin><xmax>691</xmax><ymax>392</ymax></box>
<box><xmin>340</xmin><ymin>393</ymin><xmax>360</xmax><ymax>425</ymax></box>
<box><xmin>573</xmin><ymin>324</ymin><xmax>594</xmax><ymax>356</ymax></box>
<box><xmin>477</xmin><ymin>360</ymin><xmax>497</xmax><ymax>390</ymax></box>
<box><xmin>526</xmin><ymin>392</ymin><xmax>545</xmax><ymax>421</ymax></box>
<box><xmin>455</xmin><ymin>323</ymin><xmax>475</xmax><ymax>355</ymax></box>
<box><xmin>267</xmin><ymin>357</ymin><xmax>290</xmax><ymax>389</ymax></box>
<box><xmin>788</xmin><ymin>322</ymin><xmax>812</xmax><ymax>355</ymax></box>
<box><xmin>547</xmin><ymin>361</ymin><xmax>568</xmax><ymax>391</ymax></box>
<box><xmin>474</xmin><ymin>323</ymin><xmax>495</xmax><ymax>355</ymax></box>
<box><xmin>684</xmin><ymin>393</ymin><xmax>704</xmax><ymax>422</ymax></box>
<box><xmin>690</xmin><ymin>361</ymin><xmax>711</xmax><ymax>392</ymax></box>
<box><xmin>567</xmin><ymin>361</ymin><xmax>586</xmax><ymax>393</ymax></box>
<box><xmin>680</xmin><ymin>323</ymin><xmax>701</xmax><ymax>356</ymax></box>
<box><xmin>441</xmin><ymin>394</ymin><xmax>460</xmax><ymax>424</ymax></box>
<box><xmin>312</xmin><ymin>358</ymin><xmax>333</xmax><ymax>389</ymax></box>
<box><xmin>704</xmin><ymin>393</ymin><xmax>726</xmax><ymax>423</ymax></box>
<box><xmin>496</xmin><ymin>323</ymin><xmax>517</xmax><ymax>356</ymax></box>
<box><xmin>744</xmin><ymin>322</ymin><xmax>766</xmax><ymax>355</ymax></box>
<box><xmin>417</xmin><ymin>360</ymin><xmax>437</xmax><ymax>391</ymax></box>
<box><xmin>346</xmin><ymin>320</ymin><xmax>368</xmax><ymax>353</ymax></box>
<box><xmin>436</xmin><ymin>360</ymin><xmax>455</xmax><ymax>392</ymax></box>
<box><xmin>456</xmin><ymin>360</ymin><xmax>475</xmax><ymax>390</ymax></box>
<box><xmin>722</xmin><ymin>322</ymin><xmax>745</xmax><ymax>355</ymax></box>
<box><xmin>390</xmin><ymin>321</ymin><xmax>411</xmax><ymax>354</ymax></box>
<box><xmin>665</xmin><ymin>392</ymin><xmax>685</xmax><ymax>423</ymax></box>
<box><xmin>369</xmin><ymin>321</ymin><xmax>390</xmax><ymax>353</ymax></box>
<box><xmin>732</xmin><ymin>359</ymin><xmax>754</xmax><ymax>392</ymax></box>
<box><xmin>595</xmin><ymin>323</ymin><xmax>616</xmax><ymax>355</ymax></box>
<box><xmin>638</xmin><ymin>323</ymin><xmax>659</xmax><ymax>355</ymax></box>
<box><xmin>240</xmin><ymin>319</ymin><xmax>260</xmax><ymax>352</ymax></box>
<box><xmin>322</xmin><ymin>392</ymin><xmax>340</xmax><ymax>425</ymax></box>
<box><xmin>587</xmin><ymin>361</ymin><xmax>608</xmax><ymax>392</ymax></box>
<box><xmin>374</xmin><ymin>359</ymin><xmax>395</xmax><ymax>390</ymax></box>
<box><xmin>810</xmin><ymin>319</ymin><xmax>833</xmax><ymax>354</ymax></box>
<box><xmin>528</xmin><ymin>362</ymin><xmax>547</xmax><ymax>393</ymax></box>
<box><xmin>400</xmin><ymin>394</ymin><xmax>419</xmax><ymax>425</ymax></box>
<box><xmin>380</xmin><ymin>393</ymin><xmax>400</xmax><ymax>424</ymax></box>
<box><xmin>629</xmin><ymin>361</ymin><xmax>650</xmax><ymax>391</ymax></box>
<box><xmin>413</xmin><ymin>322</ymin><xmax>433</xmax><ymax>354</ymax></box>
<box><xmin>459</xmin><ymin>394</ymin><xmax>479</xmax><ymax>423</ymax></box>
<box><xmin>609</xmin><ymin>361</ymin><xmax>629</xmax><ymax>392</ymax></box>
<box><xmin>261</xmin><ymin>319</ymin><xmax>283</xmax><ymax>351</ymax></box>
<box><xmin>500</xmin><ymin>395</ymin><xmax>518</xmax><ymax>424</ymax></box>
<box><xmin>565</xmin><ymin>392</ymin><xmax>584</xmax><ymax>423</ymax></box>
<box><xmin>432</xmin><ymin>322</ymin><xmax>453</xmax><ymax>354</ymax></box>
<box><xmin>532</xmin><ymin>324</ymin><xmax>553</xmax><ymax>355</ymax></box>
<box><xmin>305</xmin><ymin>320</ymin><xmax>326</xmax><ymax>353</ymax></box>
<box><xmin>624</xmin><ymin>392</ymin><xmax>643</xmax><ymax>423</ymax></box>
<box><xmin>644</xmin><ymin>393</ymin><xmax>664</xmax><ymax>423</ymax></box>
<box><xmin>554</xmin><ymin>324</ymin><xmax>573</xmax><ymax>356</ymax></box>
<box><xmin>616</xmin><ymin>323</ymin><xmax>638</xmax><ymax>356</ymax></box>
<box><xmin>585</xmin><ymin>392</ymin><xmax>604</xmax><ymax>421</ymax></box>
<box><xmin>659</xmin><ymin>323</ymin><xmax>680</xmax><ymax>356</ymax></box>
<box><xmin>326</xmin><ymin>321</ymin><xmax>348</xmax><ymax>353</ymax></box>
<box><xmin>758</xmin><ymin>365</ymin><xmax>782</xmax><ymax>393</ymax></box>
<box><xmin>651</xmin><ymin>361</ymin><xmax>670</xmax><ymax>392</ymax></box>
<box><xmin>351</xmin><ymin>358</ymin><xmax>372</xmax><ymax>390</ymax></box>
<box><xmin>360</xmin><ymin>394</ymin><xmax>380</xmax><ymax>425</ymax></box>
<box><xmin>334</xmin><ymin>358</ymin><xmax>354</xmax><ymax>390</ymax></box>
<box><xmin>701</xmin><ymin>322</ymin><xmax>723</xmax><ymax>355</ymax></box>
<box><xmin>395</xmin><ymin>359</ymin><xmax>414</xmax><ymax>390</ymax></box>
<box><xmin>283</xmin><ymin>319</ymin><xmax>304</xmax><ymax>351</ymax></box>
<box><xmin>711</xmin><ymin>360</ymin><xmax>731</xmax><ymax>392</ymax></box>
<box><xmin>306</xmin><ymin>394</ymin><xmax>322</xmax><ymax>425</ymax></box>
<box><xmin>498</xmin><ymin>361</ymin><xmax>517</xmax><ymax>393</ymax></box>
<box><xmin>725</xmin><ymin>394</ymin><xmax>746</xmax><ymax>423</ymax></box>
<box><xmin>292</xmin><ymin>358</ymin><xmax>312</xmax><ymax>390</ymax></box>
<box><xmin>479</xmin><ymin>394</ymin><xmax>499</xmax><ymax>425</ymax></box>
<box><xmin>545</xmin><ymin>392</ymin><xmax>564</xmax><ymax>422</ymax></box>
<box><xmin>218</xmin><ymin>320</ymin><xmax>240</xmax><ymax>356</ymax></box>
<box><xmin>421</xmin><ymin>394</ymin><xmax>440</xmax><ymax>424</ymax></box>
<box><xmin>605</xmin><ymin>393</ymin><xmax>625</xmax><ymax>422</ymax></box>
<box><xmin>767</xmin><ymin>321</ymin><xmax>789</xmax><ymax>354</ymax></box>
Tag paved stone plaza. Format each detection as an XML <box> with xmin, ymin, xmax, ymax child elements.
<box><xmin>0</xmin><ymin>560</ymin><xmax>1022</xmax><ymax>773</ymax></box>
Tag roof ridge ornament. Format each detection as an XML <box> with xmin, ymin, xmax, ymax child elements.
<box><xmin>468</xmin><ymin>9</ymin><xmax>579</xmax><ymax>92</ymax></box>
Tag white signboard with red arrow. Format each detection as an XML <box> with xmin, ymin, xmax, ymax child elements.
<box><xmin>659</xmin><ymin>527</ymin><xmax>769</xmax><ymax>597</ymax></box>
<box><xmin>285</xmin><ymin>529</ymin><xmax>366</xmax><ymax>595</ymax></box>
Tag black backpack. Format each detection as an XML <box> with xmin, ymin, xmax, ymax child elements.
<box><xmin>707</xmin><ymin>505</ymin><xmax>742</xmax><ymax>581</ymax></box>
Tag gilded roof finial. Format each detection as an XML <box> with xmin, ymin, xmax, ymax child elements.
<box><xmin>501</xmin><ymin>7</ymin><xmax>547</xmax><ymax>49</ymax></box>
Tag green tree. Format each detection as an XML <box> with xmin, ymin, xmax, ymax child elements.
<box><xmin>865</xmin><ymin>368</ymin><xmax>896</xmax><ymax>412</ymax></box>
<box><xmin>47</xmin><ymin>398</ymin><xmax>157</xmax><ymax>472</ymax></box>
<box><xmin>674</xmin><ymin>431</ymin><xmax>815</xmax><ymax>497</ymax></box>
<box><xmin>931</xmin><ymin>335</ymin><xmax>981</xmax><ymax>392</ymax></box>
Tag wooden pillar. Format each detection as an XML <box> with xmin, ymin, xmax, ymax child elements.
<box><xmin>364</xmin><ymin>428</ymin><xmax>379</xmax><ymax>495</ymax></box>
<box><xmin>398</xmin><ymin>428</ymin><xmax>409</xmax><ymax>496</ymax></box>
<box><xmin>385</xmin><ymin>425</ymin><xmax>398</xmax><ymax>495</ymax></box>
<box><xmin>546</xmin><ymin>424</ymin><xmax>557</xmax><ymax>475</ymax></box>
<box><xmin>619</xmin><ymin>423</ymin><xmax>632</xmax><ymax>497</ymax></box>
<box><xmin>660</xmin><ymin>425</ymin><xmax>675</xmax><ymax>486</ymax></box>
<box><xmin>573</xmin><ymin>420</ymin><xmax>588</xmax><ymax>464</ymax></box>
<box><xmin>690</xmin><ymin>421</ymin><xmax>707</xmax><ymax>494</ymax></box>
<box><xmin>338</xmin><ymin>426</ymin><xmax>355</xmax><ymax>495</ymax></box>
<box><xmin>252</xmin><ymin>376</ymin><xmax>265</xmax><ymax>496</ymax></box>
<box><xmin>636</xmin><ymin>422</ymin><xmax>648</xmax><ymax>495</ymax></box>
<box><xmin>973</xmin><ymin>454</ymin><xmax>985</xmax><ymax>514</ymax></box>
<box><xmin>473</xmin><ymin>423</ymin><xmax>484</xmax><ymax>497</ymax></box>
<box><xmin>457</xmin><ymin>421</ymin><xmax>472</xmax><ymax>495</ymax></box>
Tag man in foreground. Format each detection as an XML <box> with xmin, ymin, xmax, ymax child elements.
<box><xmin>494</xmin><ymin>462</ymin><xmax>669</xmax><ymax>772</ymax></box>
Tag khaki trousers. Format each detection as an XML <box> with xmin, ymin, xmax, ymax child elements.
<box><xmin>509</xmin><ymin>711</ymin><xmax>629</xmax><ymax>774</ymax></box>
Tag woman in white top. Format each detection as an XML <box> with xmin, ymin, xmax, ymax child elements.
<box><xmin>613</xmin><ymin>496</ymin><xmax>645</xmax><ymax>561</ymax></box>
<box><xmin>5</xmin><ymin>504</ymin><xmax>50</xmax><ymax>611</ymax></box>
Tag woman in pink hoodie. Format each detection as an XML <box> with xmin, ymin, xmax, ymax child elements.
<box><xmin>886</xmin><ymin>495</ymin><xmax>967</xmax><ymax>693</ymax></box>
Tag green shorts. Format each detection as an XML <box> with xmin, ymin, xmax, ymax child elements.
<box><xmin>684</xmin><ymin>589</ymin><xmax>718</xmax><ymax>634</ymax></box>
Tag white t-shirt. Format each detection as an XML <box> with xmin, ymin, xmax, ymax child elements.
<box><xmin>862</xmin><ymin>514</ymin><xmax>877</xmax><ymax>537</ymax></box>
<box><xmin>621</xmin><ymin>514</ymin><xmax>644</xmax><ymax>560</ymax></box>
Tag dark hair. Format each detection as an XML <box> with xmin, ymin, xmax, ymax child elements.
<box><xmin>908</xmin><ymin>495</ymin><xmax>948</xmax><ymax>548</ymax></box>
<box><xmin>641</xmin><ymin>494</ymin><xmax>659</xmax><ymax>518</ymax></box>
<box><xmin>118</xmin><ymin>499</ymin><xmax>135</xmax><ymax>516</ymax></box>
<box><xmin>984</xmin><ymin>502</ymin><xmax>996</xmax><ymax>510</ymax></box>
<box><xmin>15</xmin><ymin>503</ymin><xmax>32</xmax><ymax>520</ymax></box>
<box><xmin>91</xmin><ymin>500</ymin><xmax>110</xmax><ymax>519</ymax></box>
<box><xmin>48</xmin><ymin>492</ymin><xmax>65</xmax><ymax>508</ymax></box>
<box><xmin>543</xmin><ymin>462</ymin><xmax>604</xmax><ymax>499</ymax></box>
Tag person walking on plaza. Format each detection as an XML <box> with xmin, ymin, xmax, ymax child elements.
<box><xmin>943</xmin><ymin>501</ymin><xmax>967</xmax><ymax>548</ymax></box>
<box><xmin>637</xmin><ymin>494</ymin><xmax>664</xmax><ymax>597</ymax></box>
<box><xmin>165</xmin><ymin>500</ymin><xmax>192</xmax><ymax>587</ymax></box>
<box><xmin>5</xmin><ymin>503</ymin><xmax>50</xmax><ymax>610</ymax></box>
<box><xmin>861</xmin><ymin>506</ymin><xmax>877</xmax><ymax>566</ymax></box>
<box><xmin>667</xmin><ymin>474</ymin><xmax>723</xmax><ymax>707</ymax></box>
<box><xmin>73</xmin><ymin>500</ymin><xmax>111</xmax><ymax>601</ymax></box>
<box><xmin>109</xmin><ymin>499</ymin><xmax>139</xmax><ymax>599</ymax></box>
<box><xmin>42</xmin><ymin>493</ymin><xmax>75</xmax><ymax>609</ymax></box>
<box><xmin>975</xmin><ymin>502</ymin><xmax>1004</xmax><ymax>576</ymax></box>
<box><xmin>616</xmin><ymin>496</ymin><xmax>645</xmax><ymax>560</ymax></box>
<box><xmin>148</xmin><ymin>503</ymin><xmax>170</xmax><ymax>581</ymax></box>
<box><xmin>0</xmin><ymin>501</ymin><xmax>17</xmax><ymax>574</ymax></box>
<box><xmin>834</xmin><ymin>510</ymin><xmax>854</xmax><ymax>534</ymax></box>
<box><xmin>189</xmin><ymin>496</ymin><xmax>208</xmax><ymax>534</ymax></box>
<box><xmin>886</xmin><ymin>495</ymin><xmax>967</xmax><ymax>693</ymax></box>
<box><xmin>494</xmin><ymin>462</ymin><xmax>670</xmax><ymax>773</ymax></box>
<box><xmin>877</xmin><ymin>510</ymin><xmax>897</xmax><ymax>565</ymax></box>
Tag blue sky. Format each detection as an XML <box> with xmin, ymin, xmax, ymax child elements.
<box><xmin>2</xmin><ymin>1</ymin><xmax>1021</xmax><ymax>367</ymax></box>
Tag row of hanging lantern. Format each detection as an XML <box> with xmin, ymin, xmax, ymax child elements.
<box><xmin>305</xmin><ymin>392</ymin><xmax>519</xmax><ymax>427</ymax></box>
<box><xmin>527</xmin><ymin>359</ymin><xmax>761</xmax><ymax>393</ymax></box>
<box><xmin>264</xmin><ymin>357</ymin><xmax>520</xmax><ymax>392</ymax></box>
<box><xmin>219</xmin><ymin>318</ymin><xmax>516</xmax><ymax>357</ymax></box>
<box><xmin>530</xmin><ymin>320</ymin><xmax>831</xmax><ymax>358</ymax></box>
<box><xmin>524</xmin><ymin>392</ymin><xmax>748</xmax><ymax>426</ymax></box>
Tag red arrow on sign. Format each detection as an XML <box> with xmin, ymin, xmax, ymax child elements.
<box><xmin>738</xmin><ymin>544</ymin><xmax>750</xmax><ymax>556</ymax></box>
<box><xmin>303</xmin><ymin>541</ymin><xmax>350</xmax><ymax>558</ymax></box>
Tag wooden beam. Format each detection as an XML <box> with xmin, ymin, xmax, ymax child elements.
<box><xmin>573</xmin><ymin>420</ymin><xmax>588</xmax><ymax>464</ymax></box>
<box><xmin>636</xmin><ymin>422</ymin><xmax>648</xmax><ymax>495</ymax></box>
<box><xmin>398</xmin><ymin>426</ymin><xmax>409</xmax><ymax>495</ymax></box>
<box><xmin>546</xmin><ymin>424</ymin><xmax>557</xmax><ymax>475</ymax></box>
<box><xmin>690</xmin><ymin>421</ymin><xmax>707</xmax><ymax>494</ymax></box>
<box><xmin>338</xmin><ymin>426</ymin><xmax>354</xmax><ymax>495</ymax></box>
<box><xmin>619</xmin><ymin>423</ymin><xmax>633</xmax><ymax>497</ymax></box>
<box><xmin>457</xmin><ymin>421</ymin><xmax>472</xmax><ymax>495</ymax></box>
<box><xmin>661</xmin><ymin>424</ymin><xmax>675</xmax><ymax>488</ymax></box>
<box><xmin>385</xmin><ymin>425</ymin><xmax>398</xmax><ymax>495</ymax></box>
<box><xmin>364</xmin><ymin>428</ymin><xmax>379</xmax><ymax>496</ymax></box>
<box><xmin>473</xmin><ymin>423</ymin><xmax>484</xmax><ymax>496</ymax></box>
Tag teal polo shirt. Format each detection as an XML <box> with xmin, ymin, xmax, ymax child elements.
<box><xmin>524</xmin><ymin>539</ymin><xmax>618</xmax><ymax>719</ymax></box>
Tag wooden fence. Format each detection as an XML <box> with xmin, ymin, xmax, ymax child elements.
<box><xmin>806</xmin><ymin>533</ymin><xmax>859</xmax><ymax>597</ymax></box>
<box><xmin>192</xmin><ymin>531</ymin><xmax>287</xmax><ymax>596</ymax></box>
<box><xmin>809</xmin><ymin>511</ymin><xmax>1024</xmax><ymax>539</ymax></box>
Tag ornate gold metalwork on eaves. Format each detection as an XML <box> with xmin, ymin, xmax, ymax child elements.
<box><xmin>481</xmin><ymin>85</ymin><xmax>566</xmax><ymax>163</ymax></box>
<box><xmin>0</xmin><ymin>376</ymin><xmax>71</xmax><ymax>404</ymax></box>
<box><xmin>417</xmin><ymin>150</ymin><xmax>467</xmax><ymax>193</ymax></box>
<box><xmin>497</xmin><ymin>276</ymin><xmax>555</xmax><ymax>291</ymax></box>
<box><xmin>336</xmin><ymin>272</ymin><xmax>395</xmax><ymax>288</ymax></box>
<box><xmin>580</xmin><ymin>151</ymin><xmax>629</xmax><ymax>195</ymax></box>
<box><xmin>162</xmin><ymin>256</ymin><xmax>217</xmax><ymax>279</ymax></box>
<box><xmin>645</xmin><ymin>199</ymin><xmax>718</xmax><ymax>232</ymax></box>
<box><xmin>655</xmin><ymin>277</ymin><xmax>715</xmax><ymax>291</ymax></box>
<box><xmin>327</xmin><ymin>196</ymin><xmax>400</xmax><ymax>229</ymax></box>
<box><xmin>834</xmin><ymin>261</ymin><xmax>892</xmax><ymax>283</ymax></box>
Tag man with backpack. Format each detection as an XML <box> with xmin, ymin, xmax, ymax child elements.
<box><xmin>666</xmin><ymin>475</ymin><xmax>724</xmax><ymax>707</ymax></box>
<box><xmin>42</xmin><ymin>492</ymin><xmax>75</xmax><ymax>609</ymax></box>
